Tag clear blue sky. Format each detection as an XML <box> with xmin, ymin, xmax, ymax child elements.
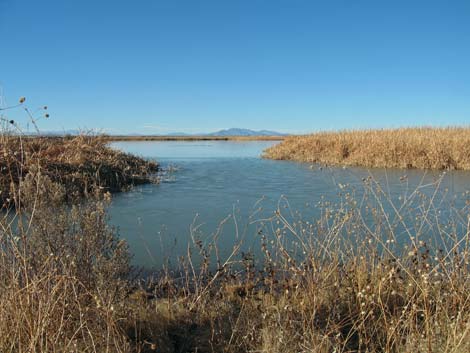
<box><xmin>1</xmin><ymin>0</ymin><xmax>469</xmax><ymax>134</ymax></box>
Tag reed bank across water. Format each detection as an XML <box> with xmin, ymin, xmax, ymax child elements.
<box><xmin>103</xmin><ymin>135</ymin><xmax>286</xmax><ymax>141</ymax></box>
<box><xmin>263</xmin><ymin>127</ymin><xmax>470</xmax><ymax>170</ymax></box>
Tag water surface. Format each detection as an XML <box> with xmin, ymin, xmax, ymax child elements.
<box><xmin>109</xmin><ymin>141</ymin><xmax>470</xmax><ymax>267</ymax></box>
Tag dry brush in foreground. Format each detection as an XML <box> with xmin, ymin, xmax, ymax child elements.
<box><xmin>132</xmin><ymin>174</ymin><xmax>470</xmax><ymax>353</ymax></box>
<box><xmin>2</xmin><ymin>169</ymin><xmax>470</xmax><ymax>352</ymax></box>
<box><xmin>264</xmin><ymin>127</ymin><xmax>470</xmax><ymax>170</ymax></box>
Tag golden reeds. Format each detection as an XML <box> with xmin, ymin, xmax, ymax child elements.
<box><xmin>264</xmin><ymin>127</ymin><xmax>470</xmax><ymax>170</ymax></box>
<box><xmin>0</xmin><ymin>135</ymin><xmax>158</xmax><ymax>206</ymax></box>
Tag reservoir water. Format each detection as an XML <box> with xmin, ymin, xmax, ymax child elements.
<box><xmin>109</xmin><ymin>141</ymin><xmax>470</xmax><ymax>268</ymax></box>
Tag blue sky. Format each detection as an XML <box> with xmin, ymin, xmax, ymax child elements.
<box><xmin>1</xmin><ymin>0</ymin><xmax>469</xmax><ymax>134</ymax></box>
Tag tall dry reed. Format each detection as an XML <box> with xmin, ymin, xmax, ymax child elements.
<box><xmin>264</xmin><ymin>127</ymin><xmax>470</xmax><ymax>170</ymax></box>
<box><xmin>0</xmin><ymin>134</ymin><xmax>158</xmax><ymax>207</ymax></box>
<box><xmin>0</xmin><ymin>96</ymin><xmax>139</xmax><ymax>352</ymax></box>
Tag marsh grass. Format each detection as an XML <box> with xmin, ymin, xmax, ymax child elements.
<box><xmin>263</xmin><ymin>127</ymin><xmax>470</xmax><ymax>170</ymax></box>
<box><xmin>0</xmin><ymin>99</ymin><xmax>137</xmax><ymax>352</ymax></box>
<box><xmin>1</xmin><ymin>101</ymin><xmax>469</xmax><ymax>352</ymax></box>
<box><xmin>0</xmin><ymin>134</ymin><xmax>158</xmax><ymax>207</ymax></box>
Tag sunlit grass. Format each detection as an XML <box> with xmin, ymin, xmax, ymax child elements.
<box><xmin>264</xmin><ymin>127</ymin><xmax>470</xmax><ymax>170</ymax></box>
<box><xmin>0</xmin><ymin>135</ymin><xmax>158</xmax><ymax>207</ymax></box>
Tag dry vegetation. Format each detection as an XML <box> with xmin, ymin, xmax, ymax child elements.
<box><xmin>0</xmin><ymin>134</ymin><xmax>158</xmax><ymax>207</ymax></box>
<box><xmin>127</xmin><ymin>175</ymin><xmax>470</xmax><ymax>353</ymax></box>
<box><xmin>264</xmin><ymin>127</ymin><xmax>470</xmax><ymax>170</ymax></box>
<box><xmin>2</xmin><ymin>169</ymin><xmax>470</xmax><ymax>353</ymax></box>
<box><xmin>1</xmin><ymin>101</ymin><xmax>470</xmax><ymax>352</ymax></box>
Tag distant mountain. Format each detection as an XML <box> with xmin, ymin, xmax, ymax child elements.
<box><xmin>207</xmin><ymin>128</ymin><xmax>286</xmax><ymax>136</ymax></box>
<box><xmin>140</xmin><ymin>129</ymin><xmax>285</xmax><ymax>136</ymax></box>
<box><xmin>26</xmin><ymin>128</ymin><xmax>286</xmax><ymax>137</ymax></box>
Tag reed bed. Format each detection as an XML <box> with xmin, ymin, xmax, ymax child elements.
<box><xmin>0</xmin><ymin>135</ymin><xmax>158</xmax><ymax>207</ymax></box>
<box><xmin>263</xmin><ymin>127</ymin><xmax>470</xmax><ymax>170</ymax></box>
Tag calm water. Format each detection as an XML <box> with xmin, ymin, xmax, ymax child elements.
<box><xmin>109</xmin><ymin>141</ymin><xmax>470</xmax><ymax>267</ymax></box>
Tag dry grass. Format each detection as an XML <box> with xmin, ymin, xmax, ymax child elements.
<box><xmin>263</xmin><ymin>127</ymin><xmax>470</xmax><ymax>170</ymax></box>
<box><xmin>2</xmin><ymin>147</ymin><xmax>470</xmax><ymax>353</ymax></box>
<box><xmin>0</xmin><ymin>174</ymin><xmax>132</xmax><ymax>352</ymax></box>
<box><xmin>0</xmin><ymin>135</ymin><xmax>158</xmax><ymax>207</ymax></box>
<box><xmin>128</xmin><ymin>173</ymin><xmax>470</xmax><ymax>353</ymax></box>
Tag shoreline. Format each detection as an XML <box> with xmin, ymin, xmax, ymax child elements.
<box><xmin>102</xmin><ymin>135</ymin><xmax>286</xmax><ymax>141</ymax></box>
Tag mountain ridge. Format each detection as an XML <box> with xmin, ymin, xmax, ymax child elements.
<box><xmin>32</xmin><ymin>128</ymin><xmax>287</xmax><ymax>137</ymax></box>
<box><xmin>206</xmin><ymin>128</ymin><xmax>286</xmax><ymax>136</ymax></box>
